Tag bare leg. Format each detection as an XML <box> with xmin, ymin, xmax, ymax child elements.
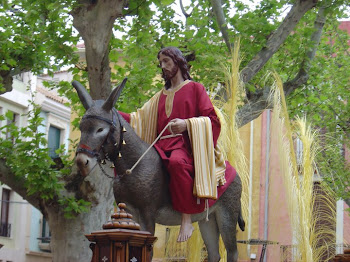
<box><xmin>177</xmin><ymin>213</ymin><xmax>194</xmax><ymax>242</ymax></box>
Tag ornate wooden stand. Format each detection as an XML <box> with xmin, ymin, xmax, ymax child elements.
<box><xmin>86</xmin><ymin>203</ymin><xmax>157</xmax><ymax>262</ymax></box>
<box><xmin>332</xmin><ymin>249</ymin><xmax>350</xmax><ymax>262</ymax></box>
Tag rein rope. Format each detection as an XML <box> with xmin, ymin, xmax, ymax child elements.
<box><xmin>125</xmin><ymin>122</ymin><xmax>174</xmax><ymax>175</ymax></box>
<box><xmin>77</xmin><ymin>112</ymin><xmax>177</xmax><ymax>178</ymax></box>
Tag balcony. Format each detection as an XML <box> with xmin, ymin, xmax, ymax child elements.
<box><xmin>0</xmin><ymin>223</ymin><xmax>11</xmax><ymax>237</ymax></box>
<box><xmin>37</xmin><ymin>236</ymin><xmax>51</xmax><ymax>252</ymax></box>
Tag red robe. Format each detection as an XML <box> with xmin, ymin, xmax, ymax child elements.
<box><xmin>120</xmin><ymin>81</ymin><xmax>236</xmax><ymax>214</ymax></box>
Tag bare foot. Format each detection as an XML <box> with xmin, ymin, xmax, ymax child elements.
<box><xmin>177</xmin><ymin>213</ymin><xmax>194</xmax><ymax>242</ymax></box>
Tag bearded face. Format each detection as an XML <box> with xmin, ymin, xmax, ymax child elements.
<box><xmin>162</xmin><ymin>64</ymin><xmax>179</xmax><ymax>81</ymax></box>
<box><xmin>159</xmin><ymin>53</ymin><xmax>179</xmax><ymax>82</ymax></box>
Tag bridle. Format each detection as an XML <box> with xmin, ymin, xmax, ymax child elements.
<box><xmin>76</xmin><ymin>109</ymin><xmax>176</xmax><ymax>178</ymax></box>
<box><xmin>76</xmin><ymin>109</ymin><xmax>125</xmax><ymax>179</ymax></box>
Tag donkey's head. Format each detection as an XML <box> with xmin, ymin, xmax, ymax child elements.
<box><xmin>72</xmin><ymin>79</ymin><xmax>127</xmax><ymax>176</ymax></box>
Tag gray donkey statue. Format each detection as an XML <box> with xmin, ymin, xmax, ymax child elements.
<box><xmin>73</xmin><ymin>79</ymin><xmax>245</xmax><ymax>262</ymax></box>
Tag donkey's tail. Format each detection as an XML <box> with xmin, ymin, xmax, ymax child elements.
<box><xmin>238</xmin><ymin>206</ymin><xmax>245</xmax><ymax>231</ymax></box>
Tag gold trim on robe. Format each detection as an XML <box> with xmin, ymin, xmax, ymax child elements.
<box><xmin>162</xmin><ymin>80</ymin><xmax>191</xmax><ymax>118</ymax></box>
<box><xmin>129</xmin><ymin>91</ymin><xmax>161</xmax><ymax>144</ymax></box>
<box><xmin>129</xmin><ymin>81</ymin><xmax>226</xmax><ymax>201</ymax></box>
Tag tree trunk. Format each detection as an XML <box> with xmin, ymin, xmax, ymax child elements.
<box><xmin>1</xmin><ymin>158</ymin><xmax>116</xmax><ymax>262</ymax></box>
<box><xmin>48</xmin><ymin>167</ymin><xmax>115</xmax><ymax>262</ymax></box>
<box><xmin>71</xmin><ymin>0</ymin><xmax>126</xmax><ymax>100</ymax></box>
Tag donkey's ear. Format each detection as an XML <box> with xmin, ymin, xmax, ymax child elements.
<box><xmin>102</xmin><ymin>78</ymin><xmax>128</xmax><ymax>111</ymax></box>
<box><xmin>72</xmin><ymin>81</ymin><xmax>94</xmax><ymax>110</ymax></box>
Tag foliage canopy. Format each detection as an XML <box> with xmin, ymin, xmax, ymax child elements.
<box><xmin>0</xmin><ymin>0</ymin><xmax>349</xmax><ymax>259</ymax></box>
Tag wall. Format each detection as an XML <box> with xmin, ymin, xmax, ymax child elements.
<box><xmin>0</xmin><ymin>187</ymin><xmax>31</xmax><ymax>262</ymax></box>
<box><xmin>0</xmin><ymin>74</ymin><xmax>32</xmax><ymax>261</ymax></box>
<box><xmin>0</xmin><ymin>70</ymin><xmax>70</xmax><ymax>262</ymax></box>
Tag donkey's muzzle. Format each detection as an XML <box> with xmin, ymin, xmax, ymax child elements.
<box><xmin>76</xmin><ymin>153</ymin><xmax>94</xmax><ymax>177</ymax></box>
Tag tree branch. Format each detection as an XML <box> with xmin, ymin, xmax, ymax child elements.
<box><xmin>0</xmin><ymin>159</ymin><xmax>41</xmax><ymax>210</ymax></box>
<box><xmin>345</xmin><ymin>199</ymin><xmax>350</xmax><ymax>208</ymax></box>
<box><xmin>236</xmin><ymin>1</ymin><xmax>323</xmax><ymax>127</ymax></box>
<box><xmin>0</xmin><ymin>157</ymin><xmax>104</xmax><ymax>217</ymax></box>
<box><xmin>236</xmin><ymin>86</ymin><xmax>272</xmax><ymax>128</ymax></box>
<box><xmin>284</xmin><ymin>6</ymin><xmax>326</xmax><ymax>96</ymax></box>
<box><xmin>0</xmin><ymin>71</ymin><xmax>14</xmax><ymax>94</ymax></box>
<box><xmin>240</xmin><ymin>0</ymin><xmax>318</xmax><ymax>84</ymax></box>
<box><xmin>210</xmin><ymin>0</ymin><xmax>232</xmax><ymax>52</ymax></box>
<box><xmin>179</xmin><ymin>0</ymin><xmax>192</xmax><ymax>18</ymax></box>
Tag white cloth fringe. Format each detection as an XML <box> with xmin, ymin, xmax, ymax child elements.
<box><xmin>205</xmin><ymin>199</ymin><xmax>209</xmax><ymax>221</ymax></box>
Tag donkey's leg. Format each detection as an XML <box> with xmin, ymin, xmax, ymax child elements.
<box><xmin>198</xmin><ymin>214</ymin><xmax>221</xmax><ymax>262</ymax></box>
<box><xmin>140</xmin><ymin>220</ymin><xmax>156</xmax><ymax>234</ymax></box>
<box><xmin>139</xmin><ymin>212</ymin><xmax>157</xmax><ymax>259</ymax></box>
<box><xmin>138</xmin><ymin>209</ymin><xmax>157</xmax><ymax>234</ymax></box>
<box><xmin>215</xmin><ymin>203</ymin><xmax>240</xmax><ymax>262</ymax></box>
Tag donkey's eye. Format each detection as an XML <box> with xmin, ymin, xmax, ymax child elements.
<box><xmin>97</xmin><ymin>128</ymin><xmax>104</xmax><ymax>133</ymax></box>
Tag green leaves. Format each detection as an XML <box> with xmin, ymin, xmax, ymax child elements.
<box><xmin>153</xmin><ymin>0</ymin><xmax>175</xmax><ymax>7</ymax></box>
<box><xmin>58</xmin><ymin>197</ymin><xmax>91</xmax><ymax>219</ymax></box>
<box><xmin>107</xmin><ymin>0</ymin><xmax>350</xmax><ymax>204</ymax></box>
<box><xmin>2</xmin><ymin>0</ymin><xmax>349</xmax><ymax>218</ymax></box>
<box><xmin>0</xmin><ymin>104</ymin><xmax>59</xmax><ymax>198</ymax></box>
<box><xmin>0</xmin><ymin>0</ymin><xmax>78</xmax><ymax>87</ymax></box>
<box><xmin>0</xmin><ymin>99</ymin><xmax>88</xmax><ymax>217</ymax></box>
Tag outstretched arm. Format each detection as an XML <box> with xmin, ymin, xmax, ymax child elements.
<box><xmin>118</xmin><ymin>111</ymin><xmax>130</xmax><ymax>123</ymax></box>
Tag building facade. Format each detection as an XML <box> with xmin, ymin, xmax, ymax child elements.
<box><xmin>0</xmin><ymin>70</ymin><xmax>72</xmax><ymax>262</ymax></box>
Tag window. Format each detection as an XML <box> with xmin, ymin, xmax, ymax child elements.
<box><xmin>41</xmin><ymin>217</ymin><xmax>51</xmax><ymax>243</ymax></box>
<box><xmin>38</xmin><ymin>216</ymin><xmax>51</xmax><ymax>252</ymax></box>
<box><xmin>5</xmin><ymin>111</ymin><xmax>19</xmax><ymax>143</ymax></box>
<box><xmin>0</xmin><ymin>189</ymin><xmax>11</xmax><ymax>237</ymax></box>
<box><xmin>13</xmin><ymin>73</ymin><xmax>23</xmax><ymax>82</ymax></box>
<box><xmin>48</xmin><ymin>126</ymin><xmax>61</xmax><ymax>159</ymax></box>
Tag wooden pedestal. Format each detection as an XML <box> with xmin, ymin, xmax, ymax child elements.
<box><xmin>86</xmin><ymin>203</ymin><xmax>157</xmax><ymax>262</ymax></box>
<box><xmin>86</xmin><ymin>228</ymin><xmax>157</xmax><ymax>262</ymax></box>
<box><xmin>332</xmin><ymin>249</ymin><xmax>350</xmax><ymax>262</ymax></box>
